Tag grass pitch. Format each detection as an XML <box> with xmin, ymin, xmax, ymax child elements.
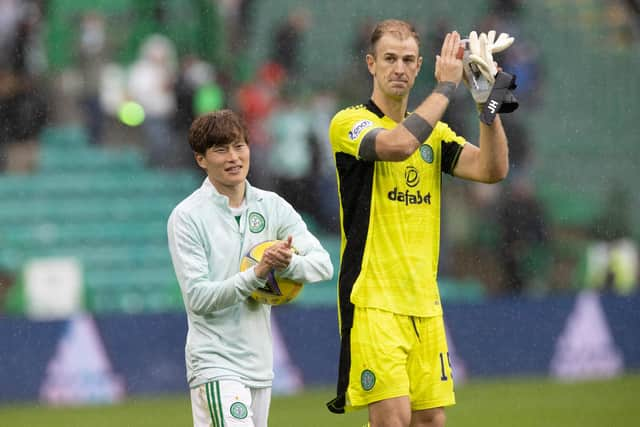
<box><xmin>1</xmin><ymin>374</ymin><xmax>638</xmax><ymax>426</ymax></box>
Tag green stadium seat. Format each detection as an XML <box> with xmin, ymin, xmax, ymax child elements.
<box><xmin>438</xmin><ymin>278</ymin><xmax>486</xmax><ymax>303</ymax></box>
<box><xmin>296</xmin><ymin>234</ymin><xmax>340</xmax><ymax>306</ymax></box>
<box><xmin>0</xmin><ymin>171</ymin><xmax>198</xmax><ymax>201</ymax></box>
<box><xmin>39</xmin><ymin>146</ymin><xmax>145</xmax><ymax>172</ymax></box>
<box><xmin>40</xmin><ymin>125</ymin><xmax>90</xmax><ymax>148</ymax></box>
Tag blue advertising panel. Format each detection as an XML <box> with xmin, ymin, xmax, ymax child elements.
<box><xmin>0</xmin><ymin>292</ymin><xmax>638</xmax><ymax>403</ymax></box>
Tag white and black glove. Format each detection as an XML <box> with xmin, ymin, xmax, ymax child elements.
<box><xmin>463</xmin><ymin>30</ymin><xmax>518</xmax><ymax>124</ymax></box>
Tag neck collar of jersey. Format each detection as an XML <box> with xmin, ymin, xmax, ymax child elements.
<box><xmin>366</xmin><ymin>99</ymin><xmax>385</xmax><ymax>118</ymax></box>
<box><xmin>366</xmin><ymin>98</ymin><xmax>411</xmax><ymax>120</ymax></box>
<box><xmin>201</xmin><ymin>178</ymin><xmax>260</xmax><ymax>206</ymax></box>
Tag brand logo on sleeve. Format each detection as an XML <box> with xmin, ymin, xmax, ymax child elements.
<box><xmin>348</xmin><ymin>120</ymin><xmax>373</xmax><ymax>140</ymax></box>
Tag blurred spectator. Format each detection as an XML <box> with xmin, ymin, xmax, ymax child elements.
<box><xmin>174</xmin><ymin>54</ymin><xmax>221</xmax><ymax>169</ymax></box>
<box><xmin>219</xmin><ymin>0</ymin><xmax>256</xmax><ymax>54</ymax></box>
<box><xmin>0</xmin><ymin>73</ymin><xmax>46</xmax><ymax>172</ymax></box>
<box><xmin>496</xmin><ymin>175</ymin><xmax>549</xmax><ymax>295</ymax></box>
<box><xmin>489</xmin><ymin>0</ymin><xmax>524</xmax><ymax>19</ymax></box>
<box><xmin>265</xmin><ymin>86</ymin><xmax>315</xmax><ymax>215</ymax></box>
<box><xmin>477</xmin><ymin>11</ymin><xmax>545</xmax><ymax>109</ymax></box>
<box><xmin>625</xmin><ymin>0</ymin><xmax>640</xmax><ymax>16</ymax></box>
<box><xmin>127</xmin><ymin>34</ymin><xmax>178</xmax><ymax>168</ymax></box>
<box><xmin>174</xmin><ymin>55</ymin><xmax>219</xmax><ymax>129</ymax></box>
<box><xmin>604</xmin><ymin>0</ymin><xmax>639</xmax><ymax>47</ymax></box>
<box><xmin>308</xmin><ymin>90</ymin><xmax>340</xmax><ymax>233</ymax></box>
<box><xmin>337</xmin><ymin>17</ymin><xmax>375</xmax><ymax>104</ymax></box>
<box><xmin>77</xmin><ymin>11</ymin><xmax>109</xmax><ymax>145</ymax></box>
<box><xmin>624</xmin><ymin>0</ymin><xmax>640</xmax><ymax>32</ymax></box>
<box><xmin>0</xmin><ymin>0</ymin><xmax>47</xmax><ymax>173</ymax></box>
<box><xmin>352</xmin><ymin>17</ymin><xmax>374</xmax><ymax>60</ymax></box>
<box><xmin>500</xmin><ymin>40</ymin><xmax>544</xmax><ymax>109</ymax></box>
<box><xmin>580</xmin><ymin>186</ymin><xmax>639</xmax><ymax>295</ymax></box>
<box><xmin>234</xmin><ymin>61</ymin><xmax>285</xmax><ymax>188</ymax></box>
<box><xmin>501</xmin><ymin>115</ymin><xmax>533</xmax><ymax>178</ymax></box>
<box><xmin>270</xmin><ymin>9</ymin><xmax>311</xmax><ymax>79</ymax></box>
<box><xmin>0</xmin><ymin>266</ymin><xmax>16</xmax><ymax>313</ymax></box>
<box><xmin>582</xmin><ymin>238</ymin><xmax>639</xmax><ymax>295</ymax></box>
<box><xmin>0</xmin><ymin>0</ymin><xmax>28</xmax><ymax>73</ymax></box>
<box><xmin>1</xmin><ymin>0</ymin><xmax>46</xmax><ymax>77</ymax></box>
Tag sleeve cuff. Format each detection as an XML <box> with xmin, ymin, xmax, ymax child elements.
<box><xmin>279</xmin><ymin>253</ymin><xmax>299</xmax><ymax>277</ymax></box>
<box><xmin>238</xmin><ymin>268</ymin><xmax>268</xmax><ymax>296</ymax></box>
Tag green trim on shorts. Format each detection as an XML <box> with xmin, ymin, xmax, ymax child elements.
<box><xmin>206</xmin><ymin>382</ymin><xmax>225</xmax><ymax>427</ymax></box>
<box><xmin>215</xmin><ymin>382</ymin><xmax>225</xmax><ymax>426</ymax></box>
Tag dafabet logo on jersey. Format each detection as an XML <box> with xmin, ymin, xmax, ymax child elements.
<box><xmin>405</xmin><ymin>166</ymin><xmax>420</xmax><ymax>187</ymax></box>
<box><xmin>348</xmin><ymin>120</ymin><xmax>373</xmax><ymax>140</ymax></box>
<box><xmin>388</xmin><ymin>188</ymin><xmax>431</xmax><ymax>205</ymax></box>
<box><xmin>387</xmin><ymin>166</ymin><xmax>431</xmax><ymax>205</ymax></box>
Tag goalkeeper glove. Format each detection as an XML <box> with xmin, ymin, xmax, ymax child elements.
<box><xmin>462</xmin><ymin>30</ymin><xmax>518</xmax><ymax>123</ymax></box>
<box><xmin>479</xmin><ymin>71</ymin><xmax>518</xmax><ymax>125</ymax></box>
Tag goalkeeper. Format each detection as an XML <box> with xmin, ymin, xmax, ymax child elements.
<box><xmin>326</xmin><ymin>19</ymin><xmax>515</xmax><ymax>427</ymax></box>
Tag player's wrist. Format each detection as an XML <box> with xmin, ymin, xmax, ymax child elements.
<box><xmin>254</xmin><ymin>264</ymin><xmax>271</xmax><ymax>280</ymax></box>
<box><xmin>433</xmin><ymin>81</ymin><xmax>457</xmax><ymax>100</ymax></box>
<box><xmin>403</xmin><ymin>113</ymin><xmax>433</xmax><ymax>145</ymax></box>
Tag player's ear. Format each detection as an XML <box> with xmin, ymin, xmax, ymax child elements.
<box><xmin>417</xmin><ymin>55</ymin><xmax>423</xmax><ymax>73</ymax></box>
<box><xmin>194</xmin><ymin>152</ymin><xmax>207</xmax><ymax>170</ymax></box>
<box><xmin>366</xmin><ymin>53</ymin><xmax>376</xmax><ymax>76</ymax></box>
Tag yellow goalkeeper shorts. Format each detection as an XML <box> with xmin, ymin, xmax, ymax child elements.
<box><xmin>346</xmin><ymin>307</ymin><xmax>456</xmax><ymax>411</ymax></box>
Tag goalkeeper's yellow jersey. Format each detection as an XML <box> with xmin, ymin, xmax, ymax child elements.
<box><xmin>329</xmin><ymin>100</ymin><xmax>466</xmax><ymax>319</ymax></box>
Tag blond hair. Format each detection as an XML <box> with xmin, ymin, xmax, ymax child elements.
<box><xmin>368</xmin><ymin>19</ymin><xmax>420</xmax><ymax>56</ymax></box>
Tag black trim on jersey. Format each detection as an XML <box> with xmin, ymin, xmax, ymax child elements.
<box><xmin>326</xmin><ymin>152</ymin><xmax>374</xmax><ymax>414</ymax></box>
<box><xmin>442</xmin><ymin>139</ymin><xmax>464</xmax><ymax>175</ymax></box>
<box><xmin>366</xmin><ymin>98</ymin><xmax>412</xmax><ymax>119</ymax></box>
<box><xmin>365</xmin><ymin>99</ymin><xmax>385</xmax><ymax>118</ymax></box>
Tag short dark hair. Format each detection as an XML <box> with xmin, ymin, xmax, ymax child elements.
<box><xmin>188</xmin><ymin>110</ymin><xmax>250</xmax><ymax>155</ymax></box>
<box><xmin>368</xmin><ymin>19</ymin><xmax>420</xmax><ymax>56</ymax></box>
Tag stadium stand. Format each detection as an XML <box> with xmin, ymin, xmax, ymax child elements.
<box><xmin>0</xmin><ymin>125</ymin><xmax>344</xmax><ymax>313</ymax></box>
<box><xmin>3</xmin><ymin>1</ymin><xmax>637</xmax><ymax>315</ymax></box>
<box><xmin>0</xmin><ymin>126</ymin><xmax>199</xmax><ymax>313</ymax></box>
<box><xmin>247</xmin><ymin>1</ymin><xmax>640</xmax><ymax>238</ymax></box>
<box><xmin>46</xmin><ymin>0</ymin><xmax>223</xmax><ymax>71</ymax></box>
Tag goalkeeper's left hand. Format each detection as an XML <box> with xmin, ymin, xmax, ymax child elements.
<box><xmin>467</xmin><ymin>31</ymin><xmax>514</xmax><ymax>84</ymax></box>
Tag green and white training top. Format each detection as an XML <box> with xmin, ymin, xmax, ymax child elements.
<box><xmin>167</xmin><ymin>178</ymin><xmax>333</xmax><ymax>388</ymax></box>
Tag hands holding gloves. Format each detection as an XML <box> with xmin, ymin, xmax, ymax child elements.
<box><xmin>462</xmin><ymin>30</ymin><xmax>519</xmax><ymax>124</ymax></box>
